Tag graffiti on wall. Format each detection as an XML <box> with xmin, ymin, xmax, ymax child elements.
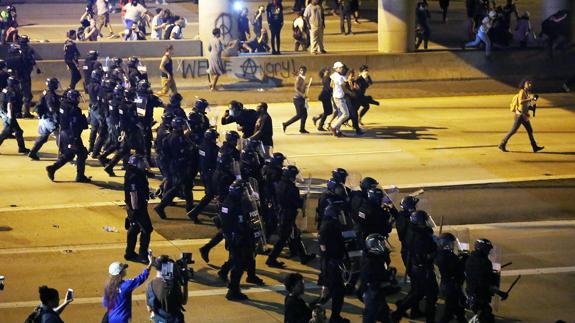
<box><xmin>177</xmin><ymin>57</ymin><xmax>297</xmax><ymax>84</ymax></box>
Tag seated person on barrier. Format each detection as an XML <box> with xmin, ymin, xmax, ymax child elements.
<box><xmin>241</xmin><ymin>28</ymin><xmax>270</xmax><ymax>53</ymax></box>
<box><xmin>169</xmin><ymin>19</ymin><xmax>185</xmax><ymax>40</ymax></box>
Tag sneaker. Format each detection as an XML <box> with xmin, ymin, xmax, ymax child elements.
<box><xmin>266</xmin><ymin>258</ymin><xmax>285</xmax><ymax>268</ymax></box>
<box><xmin>46</xmin><ymin>166</ymin><xmax>56</xmax><ymax>181</ymax></box>
<box><xmin>533</xmin><ymin>145</ymin><xmax>544</xmax><ymax>153</ymax></box>
<box><xmin>312</xmin><ymin>116</ymin><xmax>319</xmax><ymax>126</ymax></box>
<box><xmin>317</xmin><ymin>127</ymin><xmax>326</xmax><ymax>132</ymax></box>
<box><xmin>246</xmin><ymin>275</ymin><xmax>265</xmax><ymax>286</ymax></box>
<box><xmin>226</xmin><ymin>290</ymin><xmax>249</xmax><ymax>301</ymax></box>
<box><xmin>28</xmin><ymin>152</ymin><xmax>40</xmax><ymax>160</ymax></box>
<box><xmin>562</xmin><ymin>83</ymin><xmax>571</xmax><ymax>93</ymax></box>
<box><xmin>199</xmin><ymin>246</ymin><xmax>210</xmax><ymax>263</ymax></box>
<box><xmin>154</xmin><ymin>205</ymin><xmax>167</xmax><ymax>219</ymax></box>
<box><xmin>300</xmin><ymin>253</ymin><xmax>316</xmax><ymax>265</ymax></box>
<box><xmin>498</xmin><ymin>144</ymin><xmax>508</xmax><ymax>152</ymax></box>
<box><xmin>18</xmin><ymin>148</ymin><xmax>30</xmax><ymax>154</ymax></box>
<box><xmin>76</xmin><ymin>175</ymin><xmax>92</xmax><ymax>183</ymax></box>
<box><xmin>299</xmin><ymin>129</ymin><xmax>310</xmax><ymax>134</ymax></box>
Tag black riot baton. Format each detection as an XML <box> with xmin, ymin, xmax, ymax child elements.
<box><xmin>504</xmin><ymin>275</ymin><xmax>522</xmax><ymax>298</ymax></box>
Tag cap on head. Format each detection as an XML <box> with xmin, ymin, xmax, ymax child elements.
<box><xmin>333</xmin><ymin>61</ymin><xmax>344</xmax><ymax>69</ymax></box>
<box><xmin>194</xmin><ymin>98</ymin><xmax>209</xmax><ymax>112</ymax></box>
<box><xmin>108</xmin><ymin>262</ymin><xmax>128</xmax><ymax>276</ymax></box>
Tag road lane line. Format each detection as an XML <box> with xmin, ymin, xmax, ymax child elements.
<box><xmin>1</xmin><ymin>220</ymin><xmax>574</xmax><ymax>255</ymax></box>
<box><xmin>501</xmin><ymin>266</ymin><xmax>575</xmax><ymax>277</ymax></box>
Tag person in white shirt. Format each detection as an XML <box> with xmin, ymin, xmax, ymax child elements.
<box><xmin>151</xmin><ymin>8</ymin><xmax>167</xmax><ymax>40</ymax></box>
<box><xmin>463</xmin><ymin>16</ymin><xmax>492</xmax><ymax>56</ymax></box>
<box><xmin>95</xmin><ymin>0</ymin><xmax>116</xmax><ymax>37</ymax></box>
<box><xmin>123</xmin><ymin>0</ymin><xmax>151</xmax><ymax>31</ymax></box>
<box><xmin>330</xmin><ymin>61</ymin><xmax>349</xmax><ymax>137</ymax></box>
<box><xmin>170</xmin><ymin>19</ymin><xmax>185</xmax><ymax>40</ymax></box>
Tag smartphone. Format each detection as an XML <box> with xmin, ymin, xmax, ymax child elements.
<box><xmin>65</xmin><ymin>288</ymin><xmax>74</xmax><ymax>301</ymax></box>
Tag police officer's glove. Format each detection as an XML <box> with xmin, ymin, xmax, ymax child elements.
<box><xmin>497</xmin><ymin>290</ymin><xmax>509</xmax><ymax>301</ymax></box>
<box><xmin>36</xmin><ymin>68</ymin><xmax>42</xmax><ymax>74</ymax></box>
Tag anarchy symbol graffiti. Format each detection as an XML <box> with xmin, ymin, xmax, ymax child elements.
<box><xmin>214</xmin><ymin>13</ymin><xmax>233</xmax><ymax>39</ymax></box>
<box><xmin>240</xmin><ymin>58</ymin><xmax>259</xmax><ymax>79</ymax></box>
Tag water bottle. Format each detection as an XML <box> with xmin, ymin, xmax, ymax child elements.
<box><xmin>103</xmin><ymin>226</ymin><xmax>118</xmax><ymax>233</ymax></box>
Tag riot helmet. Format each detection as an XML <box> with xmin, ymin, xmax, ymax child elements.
<box><xmin>136</xmin><ymin>79</ymin><xmax>150</xmax><ymax>93</ymax></box>
<box><xmin>282</xmin><ymin>165</ymin><xmax>299</xmax><ymax>182</ymax></box>
<box><xmin>400</xmin><ymin>196</ymin><xmax>419</xmax><ymax>212</ymax></box>
<box><xmin>124</xmin><ymin>87</ymin><xmax>137</xmax><ymax>101</ymax></box>
<box><xmin>111</xmin><ymin>57</ymin><xmax>123</xmax><ymax>68</ymax></box>
<box><xmin>194</xmin><ymin>98</ymin><xmax>209</xmax><ymax>113</ymax></box>
<box><xmin>66</xmin><ymin>89</ymin><xmax>81</xmax><ymax>104</ymax></box>
<box><xmin>127</xmin><ymin>56</ymin><xmax>140</xmax><ymax>68</ymax></box>
<box><xmin>171</xmin><ymin>117</ymin><xmax>187</xmax><ymax>132</ymax></box>
<box><xmin>331</xmin><ymin>168</ymin><xmax>348</xmax><ymax>184</ymax></box>
<box><xmin>360</xmin><ymin>177</ymin><xmax>379</xmax><ymax>193</ymax></box>
<box><xmin>8</xmin><ymin>43</ymin><xmax>20</xmax><ymax>54</ymax></box>
<box><xmin>228</xmin><ymin>179</ymin><xmax>246</xmax><ymax>198</ymax></box>
<box><xmin>324</xmin><ymin>202</ymin><xmax>344</xmax><ymax>221</ymax></box>
<box><xmin>270</xmin><ymin>152</ymin><xmax>286</xmax><ymax>166</ymax></box>
<box><xmin>87</xmin><ymin>50</ymin><xmax>99</xmax><ymax>59</ymax></box>
<box><xmin>365</xmin><ymin>233</ymin><xmax>389</xmax><ymax>256</ymax></box>
<box><xmin>224</xmin><ymin>130</ymin><xmax>240</xmax><ymax>145</ymax></box>
<box><xmin>127</xmin><ymin>154</ymin><xmax>148</xmax><ymax>171</ymax></box>
<box><xmin>474</xmin><ymin>239</ymin><xmax>493</xmax><ymax>256</ymax></box>
<box><xmin>46</xmin><ymin>78</ymin><xmax>60</xmax><ymax>91</ymax></box>
<box><xmin>437</xmin><ymin>233</ymin><xmax>456</xmax><ymax>251</ymax></box>
<box><xmin>113</xmin><ymin>84</ymin><xmax>125</xmax><ymax>96</ymax></box>
<box><xmin>18</xmin><ymin>35</ymin><xmax>29</xmax><ymax>46</ymax></box>
<box><xmin>170</xmin><ymin>93</ymin><xmax>183</xmax><ymax>105</ymax></box>
<box><xmin>204</xmin><ymin>128</ymin><xmax>219</xmax><ymax>142</ymax></box>
<box><xmin>91</xmin><ymin>69</ymin><xmax>104</xmax><ymax>83</ymax></box>
<box><xmin>103</xmin><ymin>78</ymin><xmax>117</xmax><ymax>91</ymax></box>
<box><xmin>410</xmin><ymin>210</ymin><xmax>429</xmax><ymax>227</ymax></box>
<box><xmin>367</xmin><ymin>188</ymin><xmax>384</xmax><ymax>206</ymax></box>
<box><xmin>161</xmin><ymin>111</ymin><xmax>174</xmax><ymax>124</ymax></box>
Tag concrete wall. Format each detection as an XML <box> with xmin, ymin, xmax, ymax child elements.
<box><xmin>32</xmin><ymin>49</ymin><xmax>575</xmax><ymax>90</ymax></box>
<box><xmin>1</xmin><ymin>40</ymin><xmax>202</xmax><ymax>61</ymax></box>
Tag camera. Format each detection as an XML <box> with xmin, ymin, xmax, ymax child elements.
<box><xmin>0</xmin><ymin>275</ymin><xmax>5</xmax><ymax>291</ymax></box>
<box><xmin>175</xmin><ymin>252</ymin><xmax>195</xmax><ymax>283</ymax></box>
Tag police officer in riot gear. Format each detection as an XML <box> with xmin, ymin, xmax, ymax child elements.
<box><xmin>221</xmin><ymin>100</ymin><xmax>259</xmax><ymax>138</ymax></box>
<box><xmin>220</xmin><ymin>180</ymin><xmax>256</xmax><ymax>301</ymax></box>
<box><xmin>261</xmin><ymin>152</ymin><xmax>286</xmax><ymax>238</ymax></box>
<box><xmin>0</xmin><ymin>76</ymin><xmax>29</xmax><ymax>153</ymax></box>
<box><xmin>187</xmin><ymin>128</ymin><xmax>219</xmax><ymax>222</ymax></box>
<box><xmin>0</xmin><ymin>60</ymin><xmax>9</xmax><ymax>89</ymax></box>
<box><xmin>435</xmin><ymin>233</ymin><xmax>467</xmax><ymax>323</ymax></box>
<box><xmin>46</xmin><ymin>89</ymin><xmax>91</xmax><ymax>183</ymax></box>
<box><xmin>187</xmin><ymin>98</ymin><xmax>210</xmax><ymax>145</ymax></box>
<box><xmin>316</xmin><ymin>168</ymin><xmax>351</xmax><ymax>230</ymax></box>
<box><xmin>154</xmin><ymin>117</ymin><xmax>196</xmax><ymax>219</ymax></box>
<box><xmin>198</xmin><ymin>131</ymin><xmax>241</xmax><ymax>262</ymax></box>
<box><xmin>155</xmin><ymin>111</ymin><xmax>174</xmax><ymax>177</ymax></box>
<box><xmin>266</xmin><ymin>165</ymin><xmax>316</xmax><ymax>268</ymax></box>
<box><xmin>135</xmin><ymin>79</ymin><xmax>163</xmax><ymax>165</ymax></box>
<box><xmin>465</xmin><ymin>239</ymin><xmax>508</xmax><ymax>323</ymax></box>
<box><xmin>356</xmin><ymin>188</ymin><xmax>393</xmax><ymax>241</ymax></box>
<box><xmin>165</xmin><ymin>93</ymin><xmax>186</xmax><ymax>119</ymax></box>
<box><xmin>17</xmin><ymin>35</ymin><xmax>38</xmax><ymax>118</ymax></box>
<box><xmin>83</xmin><ymin>50</ymin><xmax>99</xmax><ymax>93</ymax></box>
<box><xmin>28</xmin><ymin>78</ymin><xmax>61</xmax><ymax>160</ymax></box>
<box><xmin>103</xmin><ymin>88</ymin><xmax>145</xmax><ymax>177</ymax></box>
<box><xmin>124</xmin><ymin>154</ymin><xmax>154</xmax><ymax>263</ymax></box>
<box><xmin>395</xmin><ymin>195</ymin><xmax>419</xmax><ymax>268</ymax></box>
<box><xmin>87</xmin><ymin>68</ymin><xmax>104</xmax><ymax>156</ymax></box>
<box><xmin>127</xmin><ymin>56</ymin><xmax>148</xmax><ymax>87</ymax></box>
<box><xmin>392</xmin><ymin>210</ymin><xmax>438</xmax><ymax>323</ymax></box>
<box><xmin>359</xmin><ymin>233</ymin><xmax>398</xmax><ymax>323</ymax></box>
<box><xmin>98</xmin><ymin>84</ymin><xmax>124</xmax><ymax>166</ymax></box>
<box><xmin>318</xmin><ymin>204</ymin><xmax>350</xmax><ymax>323</ymax></box>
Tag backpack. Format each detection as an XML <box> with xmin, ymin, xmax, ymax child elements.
<box><xmin>163</xmin><ymin>24</ymin><xmax>175</xmax><ymax>40</ymax></box>
<box><xmin>24</xmin><ymin>305</ymin><xmax>44</xmax><ymax>323</ymax></box>
<box><xmin>509</xmin><ymin>93</ymin><xmax>520</xmax><ymax>112</ymax></box>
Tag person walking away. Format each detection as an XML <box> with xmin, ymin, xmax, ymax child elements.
<box><xmin>253</xmin><ymin>5</ymin><xmax>265</xmax><ymax>38</ymax></box>
<box><xmin>156</xmin><ymin>45</ymin><xmax>177</xmax><ymax>97</ymax></box>
<box><xmin>266</xmin><ymin>0</ymin><xmax>284</xmax><ymax>55</ymax></box>
<box><xmin>498</xmin><ymin>79</ymin><xmax>543</xmax><ymax>153</ymax></box>
<box><xmin>312</xmin><ymin>67</ymin><xmax>333</xmax><ymax>131</ymax></box>
<box><xmin>283</xmin><ymin>66</ymin><xmax>309</xmax><ymax>134</ymax></box>
<box><xmin>0</xmin><ymin>77</ymin><xmax>29</xmax><ymax>154</ymax></box>
<box><xmin>207</xmin><ymin>28</ymin><xmax>225</xmax><ymax>91</ymax></box>
<box><xmin>344</xmin><ymin>68</ymin><xmax>363</xmax><ymax>136</ymax></box>
<box><xmin>64</xmin><ymin>30</ymin><xmax>82</xmax><ymax>89</ymax></box>
<box><xmin>439</xmin><ymin>0</ymin><xmax>450</xmax><ymax>23</ymax></box>
<box><xmin>304</xmin><ymin>0</ymin><xmax>326</xmax><ymax>55</ymax></box>
<box><xmin>462</xmin><ymin>16</ymin><xmax>492</xmax><ymax>57</ymax></box>
<box><xmin>238</xmin><ymin>7</ymin><xmax>250</xmax><ymax>42</ymax></box>
<box><xmin>330</xmin><ymin>61</ymin><xmax>349</xmax><ymax>137</ymax></box>
<box><xmin>103</xmin><ymin>256</ymin><xmax>153</xmax><ymax>323</ymax></box>
<box><xmin>293</xmin><ymin>11</ymin><xmax>309</xmax><ymax>52</ymax></box>
<box><xmin>338</xmin><ymin>0</ymin><xmax>352</xmax><ymax>35</ymax></box>
<box><xmin>415</xmin><ymin>1</ymin><xmax>431</xmax><ymax>50</ymax></box>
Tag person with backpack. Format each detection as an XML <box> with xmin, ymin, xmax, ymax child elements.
<box><xmin>25</xmin><ymin>285</ymin><xmax>73</xmax><ymax>323</ymax></box>
<box><xmin>146</xmin><ymin>255</ymin><xmax>188</xmax><ymax>322</ymax></box>
<box><xmin>499</xmin><ymin>78</ymin><xmax>544</xmax><ymax>153</ymax></box>
<box><xmin>292</xmin><ymin>11</ymin><xmax>309</xmax><ymax>52</ymax></box>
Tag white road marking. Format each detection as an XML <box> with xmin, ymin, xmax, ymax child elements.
<box><xmin>290</xmin><ymin>149</ymin><xmax>403</xmax><ymax>158</ymax></box>
<box><xmin>0</xmin><ymin>283</ymin><xmax>319</xmax><ymax>309</ymax></box>
<box><xmin>501</xmin><ymin>266</ymin><xmax>575</xmax><ymax>277</ymax></box>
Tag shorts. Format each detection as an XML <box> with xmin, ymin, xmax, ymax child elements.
<box><xmin>98</xmin><ymin>13</ymin><xmax>110</xmax><ymax>27</ymax></box>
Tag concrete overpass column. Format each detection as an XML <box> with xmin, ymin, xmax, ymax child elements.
<box><xmin>198</xmin><ymin>0</ymin><xmax>237</xmax><ymax>56</ymax></box>
<box><xmin>378</xmin><ymin>0</ymin><xmax>416</xmax><ymax>53</ymax></box>
<box><xmin>541</xmin><ymin>0</ymin><xmax>575</xmax><ymax>42</ymax></box>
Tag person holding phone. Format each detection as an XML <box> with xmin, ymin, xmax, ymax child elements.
<box><xmin>26</xmin><ymin>285</ymin><xmax>73</xmax><ymax>323</ymax></box>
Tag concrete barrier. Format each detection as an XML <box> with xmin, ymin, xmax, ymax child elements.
<box><xmin>1</xmin><ymin>40</ymin><xmax>202</xmax><ymax>60</ymax></box>
<box><xmin>31</xmin><ymin>49</ymin><xmax>575</xmax><ymax>91</ymax></box>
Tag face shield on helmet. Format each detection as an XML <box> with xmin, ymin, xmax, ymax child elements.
<box><xmin>46</xmin><ymin>78</ymin><xmax>60</xmax><ymax>91</ymax></box>
<box><xmin>367</xmin><ymin>188</ymin><xmax>384</xmax><ymax>206</ymax></box>
<box><xmin>365</xmin><ymin>233</ymin><xmax>389</xmax><ymax>256</ymax></box>
<box><xmin>204</xmin><ymin>128</ymin><xmax>219</xmax><ymax>142</ymax></box>
<box><xmin>128</xmin><ymin>154</ymin><xmax>149</xmax><ymax>171</ymax></box>
<box><xmin>360</xmin><ymin>177</ymin><xmax>379</xmax><ymax>193</ymax></box>
<box><xmin>410</xmin><ymin>210</ymin><xmax>436</xmax><ymax>228</ymax></box>
<box><xmin>400</xmin><ymin>196</ymin><xmax>419</xmax><ymax>212</ymax></box>
<box><xmin>331</xmin><ymin>168</ymin><xmax>349</xmax><ymax>185</ymax></box>
<box><xmin>437</xmin><ymin>232</ymin><xmax>456</xmax><ymax>251</ymax></box>
<box><xmin>228</xmin><ymin>179</ymin><xmax>247</xmax><ymax>198</ymax></box>
<box><xmin>171</xmin><ymin>117</ymin><xmax>187</xmax><ymax>133</ymax></box>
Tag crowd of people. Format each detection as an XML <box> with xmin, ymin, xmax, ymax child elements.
<box><xmin>0</xmin><ymin>48</ymin><xmax>520</xmax><ymax>322</ymax></box>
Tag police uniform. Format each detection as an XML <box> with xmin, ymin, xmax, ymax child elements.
<box><xmin>219</xmin><ymin>183</ymin><xmax>255</xmax><ymax>300</ymax></box>
<box><xmin>29</xmin><ymin>86</ymin><xmax>61</xmax><ymax>160</ymax></box>
<box><xmin>318</xmin><ymin>207</ymin><xmax>349</xmax><ymax>323</ymax></box>
<box><xmin>187</xmin><ymin>110</ymin><xmax>210</xmax><ymax>145</ymax></box>
<box><xmin>465</xmin><ymin>249</ymin><xmax>499</xmax><ymax>323</ymax></box>
<box><xmin>18</xmin><ymin>40</ymin><xmax>37</xmax><ymax>118</ymax></box>
<box><xmin>0</xmin><ymin>80</ymin><xmax>28</xmax><ymax>153</ymax></box>
<box><xmin>435</xmin><ymin>248</ymin><xmax>467</xmax><ymax>323</ymax></box>
<box><xmin>124</xmin><ymin>160</ymin><xmax>153</xmax><ymax>261</ymax></box>
<box><xmin>64</xmin><ymin>38</ymin><xmax>81</xmax><ymax>89</ymax></box>
<box><xmin>359</xmin><ymin>249</ymin><xmax>395</xmax><ymax>323</ymax></box>
<box><xmin>261</xmin><ymin>160</ymin><xmax>283</xmax><ymax>237</ymax></box>
<box><xmin>392</xmin><ymin>225</ymin><xmax>438</xmax><ymax>323</ymax></box>
<box><xmin>46</xmin><ymin>92</ymin><xmax>90</xmax><ymax>182</ymax></box>
<box><xmin>87</xmin><ymin>74</ymin><xmax>104</xmax><ymax>155</ymax></box>
<box><xmin>354</xmin><ymin>195</ymin><xmax>393</xmax><ymax>241</ymax></box>
<box><xmin>82</xmin><ymin>52</ymin><xmax>98</xmax><ymax>93</ymax></box>
<box><xmin>187</xmin><ymin>134</ymin><xmax>219</xmax><ymax>221</ymax></box>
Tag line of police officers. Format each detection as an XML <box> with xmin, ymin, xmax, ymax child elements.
<box><xmin>0</xmin><ymin>47</ymin><xmax>510</xmax><ymax>322</ymax></box>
